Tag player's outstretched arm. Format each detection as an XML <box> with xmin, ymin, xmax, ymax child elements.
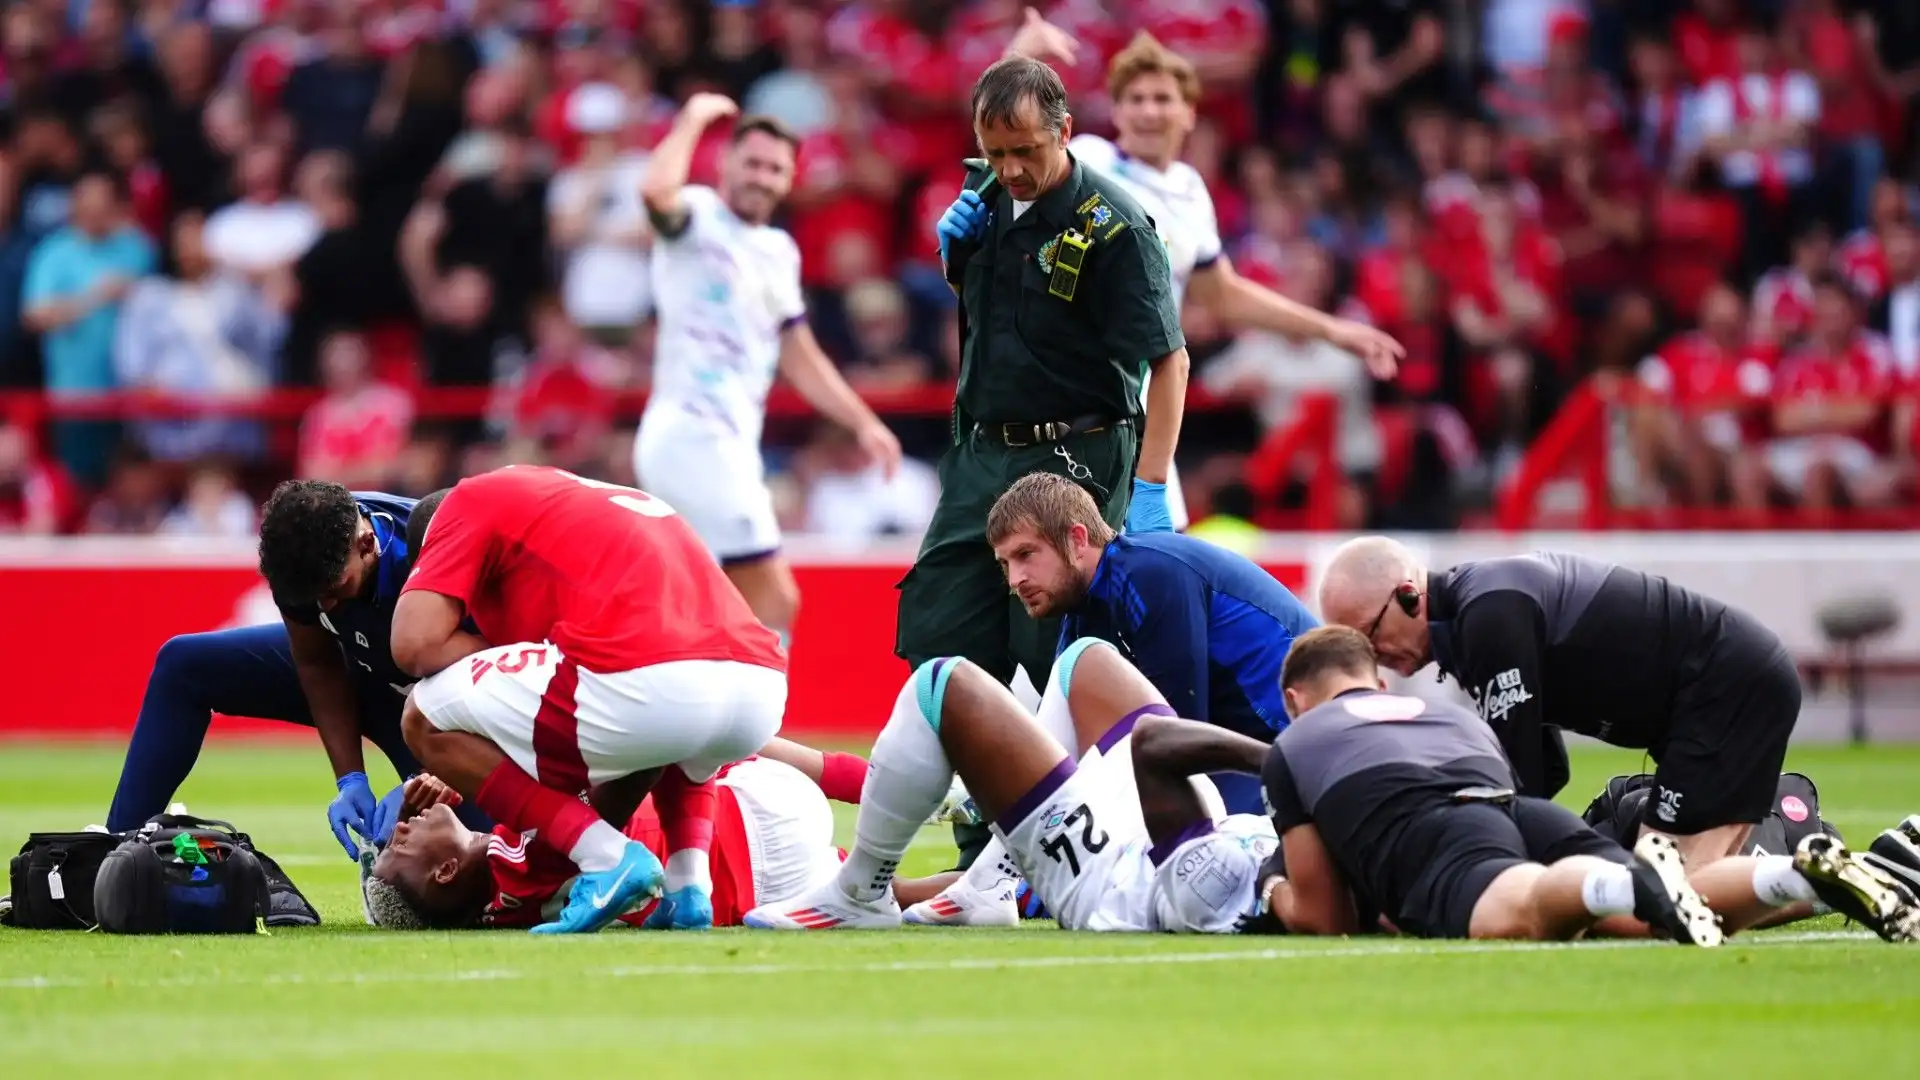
<box><xmin>1128</xmin><ymin>714</ymin><xmax>1265</xmax><ymax>848</ymax></box>
<box><xmin>390</xmin><ymin>590</ymin><xmax>490</xmax><ymax>679</ymax></box>
<box><xmin>641</xmin><ymin>92</ymin><xmax>738</xmax><ymax>238</ymax></box>
<box><xmin>778</xmin><ymin>322</ymin><xmax>903</xmax><ymax>478</ymax></box>
<box><xmin>1187</xmin><ymin>257</ymin><xmax>1404</xmax><ymax>379</ymax></box>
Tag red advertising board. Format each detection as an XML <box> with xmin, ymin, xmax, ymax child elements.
<box><xmin>0</xmin><ymin>544</ymin><xmax>1307</xmax><ymax>739</ymax></box>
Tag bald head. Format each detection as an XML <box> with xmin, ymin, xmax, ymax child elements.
<box><xmin>1317</xmin><ymin>536</ymin><xmax>1434</xmax><ymax>677</ymax></box>
<box><xmin>1318</xmin><ymin>537</ymin><xmax>1423</xmax><ymax>624</ymax></box>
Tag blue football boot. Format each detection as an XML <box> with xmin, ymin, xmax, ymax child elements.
<box><xmin>641</xmin><ymin>884</ymin><xmax>715</xmax><ymax>931</ymax></box>
<box><xmin>529</xmin><ymin>841</ymin><xmax>663</xmax><ymax>935</ymax></box>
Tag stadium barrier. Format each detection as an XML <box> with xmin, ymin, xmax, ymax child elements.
<box><xmin>5</xmin><ymin>532</ymin><xmax>1917</xmax><ymax>739</ymax></box>
<box><xmin>1500</xmin><ymin>377</ymin><xmax>1920</xmax><ymax>531</ymax></box>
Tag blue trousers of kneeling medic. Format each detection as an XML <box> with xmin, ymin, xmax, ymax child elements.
<box><xmin>107</xmin><ymin>623</ymin><xmax>490</xmax><ymax>836</ymax></box>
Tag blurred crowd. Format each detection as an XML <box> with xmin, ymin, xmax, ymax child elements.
<box><xmin>2</xmin><ymin>0</ymin><xmax>1920</xmax><ymax>538</ymax></box>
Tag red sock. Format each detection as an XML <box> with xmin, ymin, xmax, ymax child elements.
<box><xmin>818</xmin><ymin>751</ymin><xmax>868</xmax><ymax>804</ymax></box>
<box><xmin>475</xmin><ymin>760</ymin><xmax>599</xmax><ymax>854</ymax></box>
<box><xmin>652</xmin><ymin>765</ymin><xmax>716</xmax><ymax>857</ymax></box>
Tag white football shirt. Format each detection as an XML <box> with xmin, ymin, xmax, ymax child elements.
<box><xmin>1069</xmin><ymin>134</ymin><xmax>1223</xmax><ymax>307</ymax></box>
<box><xmin>646</xmin><ymin>185</ymin><xmax>807</xmax><ymax>443</ymax></box>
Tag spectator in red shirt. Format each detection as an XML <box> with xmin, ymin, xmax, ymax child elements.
<box><xmin>786</xmin><ymin>65</ymin><xmax>907</xmax><ymax>292</ymax></box>
<box><xmin>1349</xmin><ymin>189</ymin><xmax>1422</xmax><ymax>328</ymax></box>
<box><xmin>1753</xmin><ymin>222</ymin><xmax>1832</xmax><ymax>349</ymax></box>
<box><xmin>1534</xmin><ymin>117</ymin><xmax>1647</xmax><ymax>323</ymax></box>
<box><xmin>506</xmin><ymin>297</ymin><xmax>622</xmax><ymax>476</ymax></box>
<box><xmin>1836</xmin><ymin>176</ymin><xmax>1912</xmax><ymax>303</ymax></box>
<box><xmin>1765</xmin><ymin>272</ymin><xmax>1907</xmax><ymax>511</ymax></box>
<box><xmin>1632</xmin><ymin>281</ymin><xmax>1775</xmax><ymax>510</ymax></box>
<box><xmin>1793</xmin><ymin>0</ymin><xmax>1886</xmax><ymax>234</ymax></box>
<box><xmin>1450</xmin><ymin>183</ymin><xmax>1566</xmax><ymax>457</ymax></box>
<box><xmin>299</xmin><ymin>330</ymin><xmax>415</xmax><ymax>488</ymax></box>
<box><xmin>1123</xmin><ymin>0</ymin><xmax>1267</xmax><ymax>142</ymax></box>
<box><xmin>536</xmin><ymin>26</ymin><xmax>619</xmax><ymax>166</ymax></box>
<box><xmin>826</xmin><ymin>0</ymin><xmax>961</xmax><ymax>173</ymax></box>
<box><xmin>1644</xmin><ymin>158</ymin><xmax>1743</xmax><ymax>325</ymax></box>
<box><xmin>0</xmin><ymin>419</ymin><xmax>78</xmax><ymax>534</ymax></box>
<box><xmin>1674</xmin><ymin>0</ymin><xmax>1742</xmax><ymax>87</ymax></box>
<box><xmin>1695</xmin><ymin>21</ymin><xmax>1823</xmax><ymax>281</ymax></box>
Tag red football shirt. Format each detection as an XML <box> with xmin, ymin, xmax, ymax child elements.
<box><xmin>1837</xmin><ymin>228</ymin><xmax>1889</xmax><ymax>302</ymax></box>
<box><xmin>404</xmin><ymin>465</ymin><xmax>786</xmax><ymax>675</ymax></box>
<box><xmin>1638</xmin><ymin>331</ymin><xmax>1777</xmax><ymax>444</ymax></box>
<box><xmin>1752</xmin><ymin>269</ymin><xmax>1816</xmax><ymax>346</ymax></box>
<box><xmin>1773</xmin><ymin>335</ymin><xmax>1899</xmax><ymax>450</ymax></box>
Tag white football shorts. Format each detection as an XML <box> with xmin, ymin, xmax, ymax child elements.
<box><xmin>634</xmin><ymin>407</ymin><xmax>782</xmax><ymax>563</ymax></box>
<box><xmin>410</xmin><ymin>641</ymin><xmax>786</xmax><ymax>790</ymax></box>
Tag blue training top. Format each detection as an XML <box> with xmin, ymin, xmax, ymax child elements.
<box><xmin>1059</xmin><ymin>532</ymin><xmax>1319</xmax><ymax>742</ymax></box>
<box><xmin>276</xmin><ymin>491</ymin><xmax>419</xmax><ymax>695</ymax></box>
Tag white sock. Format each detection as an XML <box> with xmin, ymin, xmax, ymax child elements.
<box><xmin>665</xmin><ymin>848</ymin><xmax>712</xmax><ymax>894</ymax></box>
<box><xmin>1034</xmin><ymin>656</ymin><xmax>1084</xmax><ymax>756</ymax></box>
<box><xmin>1752</xmin><ymin>855</ymin><xmax>1818</xmax><ymax>906</ymax></box>
<box><xmin>959</xmin><ymin>834</ymin><xmax>1023</xmax><ymax>894</ymax></box>
<box><xmin>1580</xmin><ymin>863</ymin><xmax>1638</xmax><ymax>916</ymax></box>
<box><xmin>837</xmin><ymin>677</ymin><xmax>953</xmax><ymax>901</ymax></box>
<box><xmin>569</xmin><ymin>821</ymin><xmax>630</xmax><ymax>873</ymax></box>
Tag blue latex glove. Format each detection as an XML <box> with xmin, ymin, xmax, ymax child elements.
<box><xmin>369</xmin><ymin>780</ymin><xmax>409</xmax><ymax>848</ymax></box>
<box><xmin>936</xmin><ymin>189</ymin><xmax>988</xmax><ymax>264</ymax></box>
<box><xmin>327</xmin><ymin>771</ymin><xmax>377</xmax><ymax>859</ymax></box>
<box><xmin>1126</xmin><ymin>478</ymin><xmax>1174</xmax><ymax>534</ymax></box>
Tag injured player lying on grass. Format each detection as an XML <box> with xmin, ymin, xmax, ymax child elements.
<box><xmin>361</xmin><ymin>753</ymin><xmax>960</xmax><ymax>930</ymax></box>
<box><xmin>746</xmin><ymin>638</ymin><xmax>1283</xmax><ymax>933</ymax></box>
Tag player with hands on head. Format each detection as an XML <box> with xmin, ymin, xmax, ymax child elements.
<box><xmin>636</xmin><ymin>91</ymin><xmax>901</xmax><ymax>656</ymax></box>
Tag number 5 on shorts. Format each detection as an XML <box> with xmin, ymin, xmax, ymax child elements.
<box><xmin>469</xmin><ymin>646</ymin><xmax>550</xmax><ymax>685</ymax></box>
<box><xmin>1039</xmin><ymin>803</ymin><xmax>1109</xmax><ymax>876</ymax></box>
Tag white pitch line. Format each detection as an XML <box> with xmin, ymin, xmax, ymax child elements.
<box><xmin>0</xmin><ymin>930</ymin><xmax>1872</xmax><ymax>993</ymax></box>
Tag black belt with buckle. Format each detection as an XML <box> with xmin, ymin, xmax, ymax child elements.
<box><xmin>979</xmin><ymin>414</ymin><xmax>1127</xmax><ymax>447</ymax></box>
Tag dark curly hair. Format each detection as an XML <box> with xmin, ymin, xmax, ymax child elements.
<box><xmin>258</xmin><ymin>480</ymin><xmax>362</xmax><ymax>609</ymax></box>
<box><xmin>405</xmin><ymin>487</ymin><xmax>453</xmax><ymax>564</ymax></box>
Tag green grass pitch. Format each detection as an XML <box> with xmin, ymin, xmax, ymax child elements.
<box><xmin>3</xmin><ymin>740</ymin><xmax>1918</xmax><ymax>1079</ymax></box>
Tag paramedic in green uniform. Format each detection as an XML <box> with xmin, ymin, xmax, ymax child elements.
<box><xmin>895</xmin><ymin>55</ymin><xmax>1188</xmax><ymax>726</ymax></box>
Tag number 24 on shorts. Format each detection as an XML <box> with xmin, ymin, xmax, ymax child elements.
<box><xmin>1040</xmin><ymin>803</ymin><xmax>1109</xmax><ymax>876</ymax></box>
